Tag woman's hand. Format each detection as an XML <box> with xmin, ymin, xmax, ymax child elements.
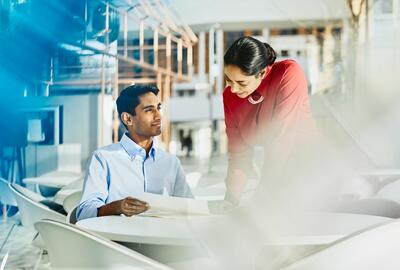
<box><xmin>208</xmin><ymin>199</ymin><xmax>237</xmax><ymax>214</ymax></box>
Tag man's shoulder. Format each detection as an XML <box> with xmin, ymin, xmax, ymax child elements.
<box><xmin>154</xmin><ymin>147</ymin><xmax>180</xmax><ymax>163</ymax></box>
<box><xmin>92</xmin><ymin>143</ymin><xmax>123</xmax><ymax>158</ymax></box>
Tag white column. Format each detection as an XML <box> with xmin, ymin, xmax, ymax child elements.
<box><xmin>208</xmin><ymin>27</ymin><xmax>215</xmax><ymax>90</ymax></box>
<box><xmin>262</xmin><ymin>28</ymin><xmax>270</xmax><ymax>42</ymax></box>
<box><xmin>216</xmin><ymin>28</ymin><xmax>224</xmax><ymax>94</ymax></box>
<box><xmin>198</xmin><ymin>31</ymin><xmax>206</xmax><ymax>81</ymax></box>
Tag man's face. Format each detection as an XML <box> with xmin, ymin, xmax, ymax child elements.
<box><xmin>128</xmin><ymin>92</ymin><xmax>162</xmax><ymax>138</ymax></box>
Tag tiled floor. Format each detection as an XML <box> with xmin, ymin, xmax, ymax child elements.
<box><xmin>0</xmin><ymin>215</ymin><xmax>51</xmax><ymax>270</ymax></box>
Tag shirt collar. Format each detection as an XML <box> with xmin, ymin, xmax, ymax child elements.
<box><xmin>120</xmin><ymin>133</ymin><xmax>157</xmax><ymax>161</ymax></box>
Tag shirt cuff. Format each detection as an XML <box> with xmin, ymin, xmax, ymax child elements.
<box><xmin>76</xmin><ymin>200</ymin><xmax>105</xmax><ymax>221</ymax></box>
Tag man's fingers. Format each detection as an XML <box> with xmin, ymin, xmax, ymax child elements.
<box><xmin>125</xmin><ymin>197</ymin><xmax>149</xmax><ymax>206</ymax></box>
<box><xmin>119</xmin><ymin>197</ymin><xmax>150</xmax><ymax>216</ymax></box>
<box><xmin>124</xmin><ymin>201</ymin><xmax>149</xmax><ymax>209</ymax></box>
<box><xmin>125</xmin><ymin>204</ymin><xmax>148</xmax><ymax>211</ymax></box>
<box><xmin>122</xmin><ymin>201</ymin><xmax>149</xmax><ymax>212</ymax></box>
<box><xmin>123</xmin><ymin>205</ymin><xmax>149</xmax><ymax>215</ymax></box>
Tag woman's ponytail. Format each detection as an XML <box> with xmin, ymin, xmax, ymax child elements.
<box><xmin>224</xmin><ymin>36</ymin><xmax>277</xmax><ymax>76</ymax></box>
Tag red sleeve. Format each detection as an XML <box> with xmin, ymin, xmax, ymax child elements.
<box><xmin>273</xmin><ymin>61</ymin><xmax>308</xmax><ymax>127</ymax></box>
<box><xmin>224</xmin><ymin>97</ymin><xmax>247</xmax><ymax>154</ymax></box>
<box><xmin>223</xmin><ymin>91</ymin><xmax>253</xmax><ymax>200</ymax></box>
<box><xmin>263</xmin><ymin>61</ymin><xmax>309</xmax><ymax>177</ymax></box>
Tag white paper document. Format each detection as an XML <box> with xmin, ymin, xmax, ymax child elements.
<box><xmin>134</xmin><ymin>192</ymin><xmax>210</xmax><ymax>216</ymax></box>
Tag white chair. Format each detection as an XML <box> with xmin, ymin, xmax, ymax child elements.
<box><xmin>62</xmin><ymin>190</ymin><xmax>82</xmax><ymax>214</ymax></box>
<box><xmin>53</xmin><ymin>178</ymin><xmax>83</xmax><ymax>204</ymax></box>
<box><xmin>56</xmin><ymin>143</ymin><xmax>82</xmax><ymax>173</ymax></box>
<box><xmin>334</xmin><ymin>198</ymin><xmax>400</xmax><ymax>218</ymax></box>
<box><xmin>0</xmin><ymin>178</ymin><xmax>17</xmax><ymax>206</ymax></box>
<box><xmin>185</xmin><ymin>172</ymin><xmax>202</xmax><ymax>188</ymax></box>
<box><xmin>281</xmin><ymin>220</ymin><xmax>400</xmax><ymax>270</ymax></box>
<box><xmin>23</xmin><ymin>143</ymin><xmax>83</xmax><ymax>191</ymax></box>
<box><xmin>9</xmin><ymin>183</ymin><xmax>66</xmax><ymax>228</ymax></box>
<box><xmin>35</xmin><ymin>219</ymin><xmax>174</xmax><ymax>269</ymax></box>
<box><xmin>375</xmin><ymin>179</ymin><xmax>400</xmax><ymax>203</ymax></box>
<box><xmin>0</xmin><ymin>178</ymin><xmax>18</xmax><ymax>219</ymax></box>
<box><xmin>66</xmin><ymin>205</ymin><xmax>78</xmax><ymax>225</ymax></box>
<box><xmin>39</xmin><ymin>143</ymin><xmax>82</xmax><ymax>181</ymax></box>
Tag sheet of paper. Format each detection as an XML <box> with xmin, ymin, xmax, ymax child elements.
<box><xmin>135</xmin><ymin>192</ymin><xmax>210</xmax><ymax>216</ymax></box>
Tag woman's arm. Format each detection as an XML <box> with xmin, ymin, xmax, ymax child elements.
<box><xmin>262</xmin><ymin>60</ymin><xmax>311</xmax><ymax>181</ymax></box>
<box><xmin>224</xmin><ymin>96</ymin><xmax>253</xmax><ymax>204</ymax></box>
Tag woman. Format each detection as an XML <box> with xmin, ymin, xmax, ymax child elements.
<box><xmin>223</xmin><ymin>36</ymin><xmax>317</xmax><ymax>205</ymax></box>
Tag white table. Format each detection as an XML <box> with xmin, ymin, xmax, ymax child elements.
<box><xmin>192</xmin><ymin>184</ymin><xmax>226</xmax><ymax>200</ymax></box>
<box><xmin>23</xmin><ymin>171</ymin><xmax>83</xmax><ymax>189</ymax></box>
<box><xmin>76</xmin><ymin>212</ymin><xmax>393</xmax><ymax>266</ymax></box>
<box><xmin>77</xmin><ymin>215</ymin><xmax>208</xmax><ymax>264</ymax></box>
<box><xmin>77</xmin><ymin>215</ymin><xmax>200</xmax><ymax>246</ymax></box>
<box><xmin>359</xmin><ymin>168</ymin><xmax>400</xmax><ymax>178</ymax></box>
<box><xmin>268</xmin><ymin>212</ymin><xmax>393</xmax><ymax>246</ymax></box>
<box><xmin>77</xmin><ymin>212</ymin><xmax>392</xmax><ymax>247</ymax></box>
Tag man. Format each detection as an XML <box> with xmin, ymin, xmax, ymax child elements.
<box><xmin>76</xmin><ymin>85</ymin><xmax>193</xmax><ymax>221</ymax></box>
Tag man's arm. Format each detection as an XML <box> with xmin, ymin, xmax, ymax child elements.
<box><xmin>76</xmin><ymin>151</ymin><xmax>109</xmax><ymax>221</ymax></box>
<box><xmin>97</xmin><ymin>196</ymin><xmax>149</xmax><ymax>217</ymax></box>
<box><xmin>77</xmin><ymin>151</ymin><xmax>149</xmax><ymax>220</ymax></box>
<box><xmin>172</xmin><ymin>158</ymin><xmax>194</xmax><ymax>198</ymax></box>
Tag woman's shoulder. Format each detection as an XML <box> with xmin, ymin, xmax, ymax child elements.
<box><xmin>270</xmin><ymin>60</ymin><xmax>306</xmax><ymax>85</ymax></box>
<box><xmin>273</xmin><ymin>59</ymin><xmax>301</xmax><ymax>72</ymax></box>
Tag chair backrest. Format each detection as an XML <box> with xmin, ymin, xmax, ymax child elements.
<box><xmin>63</xmin><ymin>190</ymin><xmax>82</xmax><ymax>214</ymax></box>
<box><xmin>57</xmin><ymin>144</ymin><xmax>81</xmax><ymax>173</ymax></box>
<box><xmin>0</xmin><ymin>178</ymin><xmax>17</xmax><ymax>206</ymax></box>
<box><xmin>35</xmin><ymin>219</ymin><xmax>174</xmax><ymax>269</ymax></box>
<box><xmin>281</xmin><ymin>220</ymin><xmax>400</xmax><ymax>270</ymax></box>
<box><xmin>63</xmin><ymin>178</ymin><xmax>84</xmax><ymax>190</ymax></box>
<box><xmin>66</xmin><ymin>205</ymin><xmax>78</xmax><ymax>225</ymax></box>
<box><xmin>375</xmin><ymin>179</ymin><xmax>400</xmax><ymax>203</ymax></box>
<box><xmin>335</xmin><ymin>198</ymin><xmax>400</xmax><ymax>218</ymax></box>
<box><xmin>12</xmin><ymin>183</ymin><xmax>46</xmax><ymax>202</ymax></box>
<box><xmin>27</xmin><ymin>119</ymin><xmax>45</xmax><ymax>143</ymax></box>
<box><xmin>10</xmin><ymin>184</ymin><xmax>66</xmax><ymax>228</ymax></box>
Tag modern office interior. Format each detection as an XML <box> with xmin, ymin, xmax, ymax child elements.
<box><xmin>1</xmin><ymin>0</ymin><xmax>400</xmax><ymax>269</ymax></box>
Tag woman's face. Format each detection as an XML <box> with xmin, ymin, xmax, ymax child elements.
<box><xmin>224</xmin><ymin>65</ymin><xmax>266</xmax><ymax>98</ymax></box>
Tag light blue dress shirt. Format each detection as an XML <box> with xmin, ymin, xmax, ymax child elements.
<box><xmin>76</xmin><ymin>134</ymin><xmax>193</xmax><ymax>220</ymax></box>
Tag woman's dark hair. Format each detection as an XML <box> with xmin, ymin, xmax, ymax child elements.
<box><xmin>116</xmin><ymin>84</ymin><xmax>159</xmax><ymax>120</ymax></box>
<box><xmin>224</xmin><ymin>36</ymin><xmax>277</xmax><ymax>76</ymax></box>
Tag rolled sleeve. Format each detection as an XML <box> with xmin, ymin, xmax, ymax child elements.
<box><xmin>223</xmin><ymin>94</ymin><xmax>253</xmax><ymax>197</ymax></box>
<box><xmin>263</xmin><ymin>61</ymin><xmax>309</xmax><ymax>173</ymax></box>
<box><xmin>76</xmin><ymin>151</ymin><xmax>109</xmax><ymax>221</ymax></box>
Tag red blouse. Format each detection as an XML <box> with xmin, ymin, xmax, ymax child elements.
<box><xmin>223</xmin><ymin>60</ymin><xmax>317</xmax><ymax>197</ymax></box>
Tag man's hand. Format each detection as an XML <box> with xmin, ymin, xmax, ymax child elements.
<box><xmin>98</xmin><ymin>196</ymin><xmax>150</xmax><ymax>217</ymax></box>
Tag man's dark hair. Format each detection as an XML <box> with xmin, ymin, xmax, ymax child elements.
<box><xmin>116</xmin><ymin>84</ymin><xmax>159</xmax><ymax>122</ymax></box>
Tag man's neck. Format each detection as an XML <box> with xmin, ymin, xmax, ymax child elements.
<box><xmin>127</xmin><ymin>132</ymin><xmax>153</xmax><ymax>155</ymax></box>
